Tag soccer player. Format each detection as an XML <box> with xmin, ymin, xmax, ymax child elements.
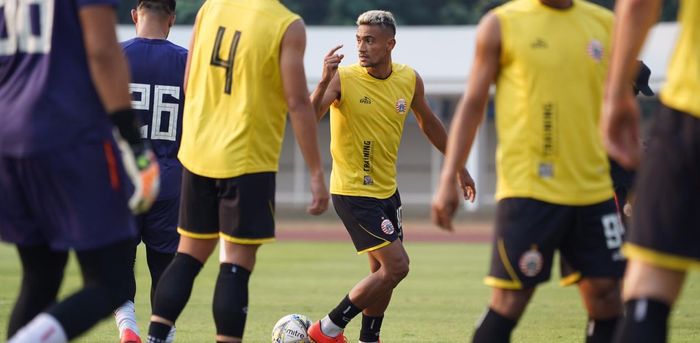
<box><xmin>114</xmin><ymin>1</ymin><xmax>186</xmax><ymax>342</ymax></box>
<box><xmin>145</xmin><ymin>0</ymin><xmax>330</xmax><ymax>342</ymax></box>
<box><xmin>432</xmin><ymin>1</ymin><xmax>625</xmax><ymax>342</ymax></box>
<box><xmin>609</xmin><ymin>61</ymin><xmax>654</xmax><ymax>226</ymax></box>
<box><xmin>602</xmin><ymin>1</ymin><xmax>699</xmax><ymax>342</ymax></box>
<box><xmin>0</xmin><ymin>1</ymin><xmax>159</xmax><ymax>342</ymax></box>
<box><xmin>306</xmin><ymin>10</ymin><xmax>475</xmax><ymax>343</ymax></box>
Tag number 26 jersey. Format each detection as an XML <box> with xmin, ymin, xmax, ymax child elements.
<box><xmin>122</xmin><ymin>37</ymin><xmax>187</xmax><ymax>200</ymax></box>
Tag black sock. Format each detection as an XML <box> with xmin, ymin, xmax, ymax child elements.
<box><xmin>149</xmin><ymin>253</ymin><xmax>203</xmax><ymax>340</ymax></box>
<box><xmin>147</xmin><ymin>322</ymin><xmax>171</xmax><ymax>343</ymax></box>
<box><xmin>614</xmin><ymin>298</ymin><xmax>670</xmax><ymax>343</ymax></box>
<box><xmin>472</xmin><ymin>308</ymin><xmax>518</xmax><ymax>343</ymax></box>
<box><xmin>145</xmin><ymin>246</ymin><xmax>175</xmax><ymax>310</ymax></box>
<box><xmin>359</xmin><ymin>314</ymin><xmax>384</xmax><ymax>342</ymax></box>
<box><xmin>328</xmin><ymin>295</ymin><xmax>362</xmax><ymax>329</ymax></box>
<box><xmin>213</xmin><ymin>263</ymin><xmax>251</xmax><ymax>338</ymax></box>
<box><xmin>586</xmin><ymin>317</ymin><xmax>620</xmax><ymax>343</ymax></box>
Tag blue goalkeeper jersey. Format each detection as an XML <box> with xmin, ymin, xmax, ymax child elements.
<box><xmin>0</xmin><ymin>0</ymin><xmax>118</xmax><ymax>157</ymax></box>
<box><xmin>121</xmin><ymin>37</ymin><xmax>187</xmax><ymax>200</ymax></box>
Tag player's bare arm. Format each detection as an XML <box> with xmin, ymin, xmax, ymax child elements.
<box><xmin>602</xmin><ymin>0</ymin><xmax>662</xmax><ymax>169</ymax></box>
<box><xmin>79</xmin><ymin>5</ymin><xmax>131</xmax><ymax>112</ymax></box>
<box><xmin>310</xmin><ymin>45</ymin><xmax>344</xmax><ymax>120</ymax></box>
<box><xmin>411</xmin><ymin>71</ymin><xmax>475</xmax><ymax>202</ymax></box>
<box><xmin>431</xmin><ymin>12</ymin><xmax>501</xmax><ymax>231</ymax></box>
<box><xmin>183</xmin><ymin>11</ymin><xmax>200</xmax><ymax>94</ymax></box>
<box><xmin>80</xmin><ymin>4</ymin><xmax>159</xmax><ymax>213</ymax></box>
<box><xmin>280</xmin><ymin>19</ymin><xmax>330</xmax><ymax>215</ymax></box>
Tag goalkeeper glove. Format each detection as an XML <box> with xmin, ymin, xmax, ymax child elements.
<box><xmin>110</xmin><ymin>109</ymin><xmax>160</xmax><ymax>214</ymax></box>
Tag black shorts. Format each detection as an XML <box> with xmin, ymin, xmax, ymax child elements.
<box><xmin>135</xmin><ymin>196</ymin><xmax>180</xmax><ymax>254</ymax></box>
<box><xmin>486</xmin><ymin>198</ymin><xmax>625</xmax><ymax>289</ymax></box>
<box><xmin>626</xmin><ymin>106</ymin><xmax>700</xmax><ymax>270</ymax></box>
<box><xmin>178</xmin><ymin>168</ymin><xmax>275</xmax><ymax>244</ymax></box>
<box><xmin>332</xmin><ymin>191</ymin><xmax>403</xmax><ymax>253</ymax></box>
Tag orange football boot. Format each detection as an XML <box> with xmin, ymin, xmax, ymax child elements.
<box><xmin>307</xmin><ymin>321</ymin><xmax>348</xmax><ymax>343</ymax></box>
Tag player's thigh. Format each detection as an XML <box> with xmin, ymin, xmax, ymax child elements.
<box><xmin>141</xmin><ymin>197</ymin><xmax>180</xmax><ymax>254</ymax></box>
<box><xmin>218</xmin><ymin>172</ymin><xmax>276</xmax><ymax>244</ymax></box>
<box><xmin>626</xmin><ymin>106</ymin><xmax>700</xmax><ymax>271</ymax></box>
<box><xmin>623</xmin><ymin>259</ymin><xmax>686</xmax><ymax>304</ymax></box>
<box><xmin>559</xmin><ymin>199</ymin><xmax>625</xmax><ymax>285</ymax></box>
<box><xmin>2</xmin><ymin>142</ymin><xmax>136</xmax><ymax>251</ymax></box>
<box><xmin>367</xmin><ymin>239</ymin><xmax>409</xmax><ymax>272</ymax></box>
<box><xmin>485</xmin><ymin>198</ymin><xmax>572</xmax><ymax>290</ymax></box>
<box><xmin>332</xmin><ymin>193</ymin><xmax>402</xmax><ymax>254</ymax></box>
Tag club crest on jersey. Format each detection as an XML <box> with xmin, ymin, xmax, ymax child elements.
<box><xmin>518</xmin><ymin>246</ymin><xmax>543</xmax><ymax>277</ymax></box>
<box><xmin>587</xmin><ymin>40</ymin><xmax>604</xmax><ymax>62</ymax></box>
<box><xmin>381</xmin><ymin>219</ymin><xmax>395</xmax><ymax>235</ymax></box>
<box><xmin>395</xmin><ymin>98</ymin><xmax>407</xmax><ymax>114</ymax></box>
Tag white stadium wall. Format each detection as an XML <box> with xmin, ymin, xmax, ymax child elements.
<box><xmin>117</xmin><ymin>23</ymin><xmax>677</xmax><ymax>210</ymax></box>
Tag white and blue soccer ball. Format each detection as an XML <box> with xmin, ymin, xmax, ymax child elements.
<box><xmin>271</xmin><ymin>313</ymin><xmax>313</xmax><ymax>343</ymax></box>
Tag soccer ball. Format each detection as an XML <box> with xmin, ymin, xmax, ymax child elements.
<box><xmin>271</xmin><ymin>313</ymin><xmax>313</xmax><ymax>343</ymax></box>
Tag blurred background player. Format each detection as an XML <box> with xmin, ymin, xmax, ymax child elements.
<box><xmin>609</xmin><ymin>61</ymin><xmax>654</xmax><ymax>227</ymax></box>
<box><xmin>603</xmin><ymin>1</ymin><xmax>700</xmax><ymax>342</ymax></box>
<box><xmin>114</xmin><ymin>0</ymin><xmax>186</xmax><ymax>342</ymax></box>
<box><xmin>0</xmin><ymin>0</ymin><xmax>159</xmax><ymax>342</ymax></box>
<box><xmin>145</xmin><ymin>0</ymin><xmax>329</xmax><ymax>342</ymax></box>
<box><xmin>432</xmin><ymin>0</ymin><xmax>625</xmax><ymax>342</ymax></box>
<box><xmin>307</xmin><ymin>10</ymin><xmax>474</xmax><ymax>343</ymax></box>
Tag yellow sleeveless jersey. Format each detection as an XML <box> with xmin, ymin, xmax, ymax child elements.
<box><xmin>493</xmin><ymin>0</ymin><xmax>614</xmax><ymax>205</ymax></box>
<box><xmin>177</xmin><ymin>0</ymin><xmax>300</xmax><ymax>178</ymax></box>
<box><xmin>330</xmin><ymin>63</ymin><xmax>416</xmax><ymax>198</ymax></box>
<box><xmin>661</xmin><ymin>0</ymin><xmax>700</xmax><ymax>117</ymax></box>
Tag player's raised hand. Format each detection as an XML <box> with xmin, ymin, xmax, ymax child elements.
<box><xmin>321</xmin><ymin>45</ymin><xmax>344</xmax><ymax>83</ymax></box>
<box><xmin>457</xmin><ymin>167</ymin><xmax>476</xmax><ymax>203</ymax></box>
<box><xmin>602</xmin><ymin>92</ymin><xmax>641</xmax><ymax>170</ymax></box>
<box><xmin>431</xmin><ymin>177</ymin><xmax>460</xmax><ymax>232</ymax></box>
<box><xmin>110</xmin><ymin>109</ymin><xmax>160</xmax><ymax>214</ymax></box>
<box><xmin>307</xmin><ymin>171</ymin><xmax>330</xmax><ymax>215</ymax></box>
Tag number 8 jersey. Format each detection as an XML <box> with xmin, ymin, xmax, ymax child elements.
<box><xmin>122</xmin><ymin>37</ymin><xmax>187</xmax><ymax>200</ymax></box>
<box><xmin>177</xmin><ymin>0</ymin><xmax>300</xmax><ymax>179</ymax></box>
<box><xmin>0</xmin><ymin>0</ymin><xmax>119</xmax><ymax>157</ymax></box>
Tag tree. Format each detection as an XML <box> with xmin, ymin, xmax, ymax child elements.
<box><xmin>118</xmin><ymin>0</ymin><xmax>679</xmax><ymax>26</ymax></box>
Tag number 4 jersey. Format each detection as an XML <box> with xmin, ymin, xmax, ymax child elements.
<box><xmin>0</xmin><ymin>0</ymin><xmax>119</xmax><ymax>157</ymax></box>
<box><xmin>177</xmin><ymin>0</ymin><xmax>300</xmax><ymax>179</ymax></box>
<box><xmin>121</xmin><ymin>37</ymin><xmax>187</xmax><ymax>200</ymax></box>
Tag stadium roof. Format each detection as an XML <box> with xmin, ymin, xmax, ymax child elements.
<box><xmin>118</xmin><ymin>22</ymin><xmax>677</xmax><ymax>96</ymax></box>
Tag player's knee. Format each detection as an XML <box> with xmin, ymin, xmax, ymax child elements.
<box><xmin>380</xmin><ymin>260</ymin><xmax>409</xmax><ymax>287</ymax></box>
<box><xmin>581</xmin><ymin>278</ymin><xmax>622</xmax><ymax>317</ymax></box>
<box><xmin>395</xmin><ymin>259</ymin><xmax>410</xmax><ymax>282</ymax></box>
<box><xmin>490</xmin><ymin>288</ymin><xmax>534</xmax><ymax>320</ymax></box>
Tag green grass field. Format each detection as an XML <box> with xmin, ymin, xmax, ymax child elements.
<box><xmin>2</xmin><ymin>241</ymin><xmax>700</xmax><ymax>342</ymax></box>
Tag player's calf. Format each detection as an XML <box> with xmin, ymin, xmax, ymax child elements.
<box><xmin>147</xmin><ymin>253</ymin><xmax>203</xmax><ymax>342</ymax></box>
<box><xmin>213</xmin><ymin>263</ymin><xmax>251</xmax><ymax>340</ymax></box>
<box><xmin>7</xmin><ymin>246</ymin><xmax>67</xmax><ymax>338</ymax></box>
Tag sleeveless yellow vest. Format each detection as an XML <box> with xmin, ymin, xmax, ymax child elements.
<box><xmin>493</xmin><ymin>0</ymin><xmax>614</xmax><ymax>205</ymax></box>
<box><xmin>330</xmin><ymin>63</ymin><xmax>416</xmax><ymax>198</ymax></box>
<box><xmin>178</xmin><ymin>0</ymin><xmax>300</xmax><ymax>178</ymax></box>
<box><xmin>661</xmin><ymin>0</ymin><xmax>700</xmax><ymax>117</ymax></box>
